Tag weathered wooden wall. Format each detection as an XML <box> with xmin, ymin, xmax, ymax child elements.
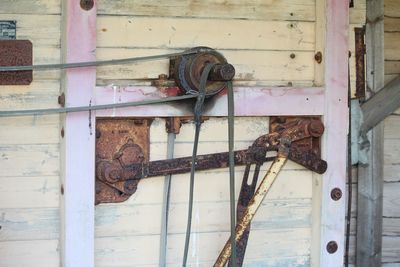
<box><xmin>0</xmin><ymin>0</ymin><xmax>372</xmax><ymax>266</ymax></box>
<box><xmin>94</xmin><ymin>1</ymin><xmax>319</xmax><ymax>265</ymax></box>
<box><xmin>382</xmin><ymin>1</ymin><xmax>400</xmax><ymax>264</ymax></box>
<box><xmin>0</xmin><ymin>1</ymin><xmax>61</xmax><ymax>266</ymax></box>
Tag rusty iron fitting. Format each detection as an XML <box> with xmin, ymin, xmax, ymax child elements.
<box><xmin>326</xmin><ymin>241</ymin><xmax>338</xmax><ymax>254</ymax></box>
<box><xmin>208</xmin><ymin>63</ymin><xmax>235</xmax><ymax>81</ymax></box>
<box><xmin>331</xmin><ymin>187</ymin><xmax>343</xmax><ymax>201</ymax></box>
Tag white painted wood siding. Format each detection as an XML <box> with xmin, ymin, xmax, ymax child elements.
<box><xmin>0</xmin><ymin>1</ymin><xmax>61</xmax><ymax>266</ymax></box>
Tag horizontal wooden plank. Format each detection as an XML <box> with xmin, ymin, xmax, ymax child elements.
<box><xmin>95</xmin><ymin>228</ymin><xmax>310</xmax><ymax>266</ymax></box>
<box><xmin>97</xmin><ymin>0</ymin><xmax>316</xmax><ymax>21</ymax></box>
<box><xmin>383</xmin><ymin>182</ymin><xmax>400</xmax><ymax>217</ymax></box>
<box><xmin>0</xmin><ymin>80</ymin><xmax>60</xmax><ymax>110</ymax></box>
<box><xmin>96</xmin><ymin>48</ymin><xmax>315</xmax><ymax>82</ymax></box>
<box><xmin>0</xmin><ymin>239</ymin><xmax>59</xmax><ymax>267</ymax></box>
<box><xmin>349</xmin><ymin>0</ymin><xmax>366</xmax><ymax>24</ymax></box>
<box><xmin>102</xmin><ymin>168</ymin><xmax>312</xmax><ymax>207</ymax></box>
<box><xmin>384</xmin><ymin>139</ymin><xmax>400</xmax><ymax>182</ymax></box>
<box><xmin>0</xmin><ymin>14</ymin><xmax>60</xmax><ymax>46</ymax></box>
<box><xmin>384</xmin><ymin>115</ymin><xmax>400</xmax><ymax>139</ymax></box>
<box><xmin>95</xmin><ymin>86</ymin><xmax>325</xmax><ymax>117</ymax></box>
<box><xmin>382</xmin><ymin>236</ymin><xmax>400</xmax><ymax>263</ymax></box>
<box><xmin>149</xmin><ymin>116</ymin><xmax>270</xmax><ymax>143</ymax></box>
<box><xmin>95</xmin><ymin>198</ymin><xmax>311</xmax><ymax>237</ymax></box>
<box><xmin>385</xmin><ymin>60</ymin><xmax>400</xmax><ymax>75</ymax></box>
<box><xmin>385</xmin><ymin>17</ymin><xmax>400</xmax><ymax>32</ymax></box>
<box><xmin>385</xmin><ymin>0</ymin><xmax>400</xmax><ymax>18</ymax></box>
<box><xmin>97</xmin><ymin>17</ymin><xmax>315</xmax><ymax>51</ymax></box>
<box><xmin>385</xmin><ymin>32</ymin><xmax>400</xmax><ymax>60</ymax></box>
<box><xmin>0</xmin><ymin>0</ymin><xmax>60</xmax><ymax>14</ymax></box>
<box><xmin>0</xmin><ymin>144</ymin><xmax>59</xmax><ymax>177</ymax></box>
<box><xmin>383</xmin><ymin>217</ymin><xmax>400</xmax><ymax>236</ymax></box>
<box><xmin>0</xmin><ymin>176</ymin><xmax>59</xmax><ymax>209</ymax></box>
<box><xmin>0</xmin><ymin>208</ymin><xmax>59</xmax><ymax>241</ymax></box>
<box><xmin>0</xmin><ymin>115</ymin><xmax>59</xmax><ymax>145</ymax></box>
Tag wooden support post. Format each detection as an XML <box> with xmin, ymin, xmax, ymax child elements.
<box><xmin>60</xmin><ymin>1</ymin><xmax>97</xmax><ymax>266</ymax></box>
<box><xmin>319</xmin><ymin>0</ymin><xmax>349</xmax><ymax>266</ymax></box>
<box><xmin>356</xmin><ymin>0</ymin><xmax>384</xmax><ymax>266</ymax></box>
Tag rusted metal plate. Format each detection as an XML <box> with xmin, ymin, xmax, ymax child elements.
<box><xmin>0</xmin><ymin>40</ymin><xmax>32</xmax><ymax>85</ymax></box>
<box><xmin>95</xmin><ymin>118</ymin><xmax>152</xmax><ymax>204</ymax></box>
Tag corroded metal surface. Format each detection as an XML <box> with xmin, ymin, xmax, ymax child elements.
<box><xmin>0</xmin><ymin>40</ymin><xmax>32</xmax><ymax>85</ymax></box>
<box><xmin>214</xmin><ymin>155</ymin><xmax>289</xmax><ymax>267</ymax></box>
<box><xmin>355</xmin><ymin>27</ymin><xmax>366</xmax><ymax>100</ymax></box>
<box><xmin>170</xmin><ymin>46</ymin><xmax>235</xmax><ymax>96</ymax></box>
<box><xmin>270</xmin><ymin>116</ymin><xmax>326</xmax><ymax>174</ymax></box>
<box><xmin>95</xmin><ymin>118</ymin><xmax>152</xmax><ymax>204</ymax></box>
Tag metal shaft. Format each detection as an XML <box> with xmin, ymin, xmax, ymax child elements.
<box><xmin>213</xmin><ymin>155</ymin><xmax>288</xmax><ymax>267</ymax></box>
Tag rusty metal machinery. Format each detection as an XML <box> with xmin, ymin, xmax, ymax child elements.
<box><xmin>169</xmin><ymin>46</ymin><xmax>235</xmax><ymax>95</ymax></box>
<box><xmin>93</xmin><ymin>47</ymin><xmax>327</xmax><ymax>266</ymax></box>
<box><xmin>95</xmin><ymin>116</ymin><xmax>327</xmax><ymax>265</ymax></box>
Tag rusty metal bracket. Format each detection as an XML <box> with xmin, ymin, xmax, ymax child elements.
<box><xmin>355</xmin><ymin>27</ymin><xmax>366</xmax><ymax>100</ymax></box>
<box><xmin>95</xmin><ymin>118</ymin><xmax>152</xmax><ymax>204</ymax></box>
<box><xmin>0</xmin><ymin>40</ymin><xmax>32</xmax><ymax>85</ymax></box>
<box><xmin>270</xmin><ymin>116</ymin><xmax>324</xmax><ymax>170</ymax></box>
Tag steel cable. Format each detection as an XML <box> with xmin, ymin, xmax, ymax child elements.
<box><xmin>0</xmin><ymin>50</ymin><xmax>208</xmax><ymax>71</ymax></box>
<box><xmin>0</xmin><ymin>94</ymin><xmax>197</xmax><ymax>117</ymax></box>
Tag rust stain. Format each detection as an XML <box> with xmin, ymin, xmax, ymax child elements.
<box><xmin>0</xmin><ymin>40</ymin><xmax>32</xmax><ymax>85</ymax></box>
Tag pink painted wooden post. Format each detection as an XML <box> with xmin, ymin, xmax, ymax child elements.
<box><xmin>61</xmin><ymin>0</ymin><xmax>96</xmax><ymax>266</ymax></box>
<box><xmin>320</xmin><ymin>0</ymin><xmax>349</xmax><ymax>265</ymax></box>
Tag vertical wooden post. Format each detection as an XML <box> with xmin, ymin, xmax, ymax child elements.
<box><xmin>60</xmin><ymin>0</ymin><xmax>97</xmax><ymax>266</ymax></box>
<box><xmin>356</xmin><ymin>0</ymin><xmax>384</xmax><ymax>265</ymax></box>
<box><xmin>319</xmin><ymin>0</ymin><xmax>349</xmax><ymax>266</ymax></box>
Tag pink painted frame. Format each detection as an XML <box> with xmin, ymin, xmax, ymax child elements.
<box><xmin>319</xmin><ymin>0</ymin><xmax>349</xmax><ymax>266</ymax></box>
<box><xmin>61</xmin><ymin>0</ymin><xmax>96</xmax><ymax>266</ymax></box>
<box><xmin>63</xmin><ymin>0</ymin><xmax>348</xmax><ymax>266</ymax></box>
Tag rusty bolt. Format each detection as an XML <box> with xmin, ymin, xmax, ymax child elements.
<box><xmin>158</xmin><ymin>74</ymin><xmax>168</xmax><ymax>80</ymax></box>
<box><xmin>58</xmin><ymin>93</ymin><xmax>65</xmax><ymax>107</ymax></box>
<box><xmin>80</xmin><ymin>0</ymin><xmax>94</xmax><ymax>10</ymax></box>
<box><xmin>290</xmin><ymin>53</ymin><xmax>296</xmax><ymax>59</ymax></box>
<box><xmin>61</xmin><ymin>127</ymin><xmax>65</xmax><ymax>138</ymax></box>
<box><xmin>326</xmin><ymin>241</ymin><xmax>338</xmax><ymax>254</ymax></box>
<box><xmin>331</xmin><ymin>188</ymin><xmax>343</xmax><ymax>201</ymax></box>
<box><xmin>314</xmin><ymin>51</ymin><xmax>323</xmax><ymax>64</ymax></box>
<box><xmin>209</xmin><ymin>63</ymin><xmax>235</xmax><ymax>81</ymax></box>
<box><xmin>308</xmin><ymin>120</ymin><xmax>324</xmax><ymax>137</ymax></box>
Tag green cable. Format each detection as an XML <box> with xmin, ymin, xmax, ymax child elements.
<box><xmin>227</xmin><ymin>80</ymin><xmax>237</xmax><ymax>266</ymax></box>
<box><xmin>182</xmin><ymin>63</ymin><xmax>215</xmax><ymax>266</ymax></box>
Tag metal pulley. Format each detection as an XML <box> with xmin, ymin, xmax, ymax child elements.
<box><xmin>169</xmin><ymin>47</ymin><xmax>235</xmax><ymax>96</ymax></box>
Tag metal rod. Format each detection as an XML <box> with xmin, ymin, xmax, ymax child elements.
<box><xmin>227</xmin><ymin>81</ymin><xmax>236</xmax><ymax>266</ymax></box>
<box><xmin>159</xmin><ymin>132</ymin><xmax>176</xmax><ymax>267</ymax></box>
<box><xmin>213</xmin><ymin>155</ymin><xmax>288</xmax><ymax>267</ymax></box>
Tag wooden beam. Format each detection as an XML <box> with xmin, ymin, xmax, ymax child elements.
<box><xmin>319</xmin><ymin>0</ymin><xmax>349</xmax><ymax>266</ymax></box>
<box><xmin>94</xmin><ymin>86</ymin><xmax>325</xmax><ymax>117</ymax></box>
<box><xmin>60</xmin><ymin>1</ymin><xmax>97</xmax><ymax>266</ymax></box>
<box><xmin>356</xmin><ymin>0</ymin><xmax>384</xmax><ymax>265</ymax></box>
<box><xmin>361</xmin><ymin>75</ymin><xmax>400</xmax><ymax>134</ymax></box>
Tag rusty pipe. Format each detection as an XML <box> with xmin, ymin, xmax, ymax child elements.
<box><xmin>213</xmin><ymin>144</ymin><xmax>289</xmax><ymax>267</ymax></box>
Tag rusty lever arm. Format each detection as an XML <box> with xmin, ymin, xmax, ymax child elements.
<box><xmin>97</xmin><ymin>149</ymin><xmax>274</xmax><ymax>184</ymax></box>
